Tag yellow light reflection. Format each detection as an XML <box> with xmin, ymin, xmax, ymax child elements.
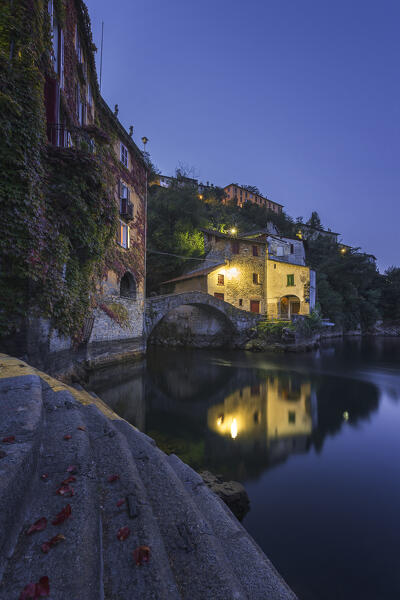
<box><xmin>227</xmin><ymin>267</ymin><xmax>238</xmax><ymax>279</ymax></box>
<box><xmin>217</xmin><ymin>416</ymin><xmax>223</xmax><ymax>426</ymax></box>
<box><xmin>231</xmin><ymin>418</ymin><xmax>238</xmax><ymax>439</ymax></box>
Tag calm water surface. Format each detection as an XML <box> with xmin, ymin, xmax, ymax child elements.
<box><xmin>88</xmin><ymin>338</ymin><xmax>400</xmax><ymax>600</ymax></box>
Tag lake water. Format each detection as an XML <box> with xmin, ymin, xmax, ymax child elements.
<box><xmin>88</xmin><ymin>338</ymin><xmax>400</xmax><ymax>600</ymax></box>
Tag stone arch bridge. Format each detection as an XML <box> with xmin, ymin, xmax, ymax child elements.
<box><xmin>145</xmin><ymin>291</ymin><xmax>262</xmax><ymax>341</ymax></box>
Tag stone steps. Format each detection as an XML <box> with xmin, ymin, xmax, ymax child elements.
<box><xmin>0</xmin><ymin>356</ymin><xmax>298</xmax><ymax>600</ymax></box>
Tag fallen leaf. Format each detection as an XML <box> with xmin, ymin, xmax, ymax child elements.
<box><xmin>36</xmin><ymin>576</ymin><xmax>50</xmax><ymax>597</ymax></box>
<box><xmin>41</xmin><ymin>534</ymin><xmax>65</xmax><ymax>553</ymax></box>
<box><xmin>66</xmin><ymin>465</ymin><xmax>77</xmax><ymax>473</ymax></box>
<box><xmin>27</xmin><ymin>517</ymin><xmax>47</xmax><ymax>535</ymax></box>
<box><xmin>63</xmin><ymin>434</ymin><xmax>72</xmax><ymax>440</ymax></box>
<box><xmin>117</xmin><ymin>526</ymin><xmax>130</xmax><ymax>541</ymax></box>
<box><xmin>19</xmin><ymin>576</ymin><xmax>49</xmax><ymax>599</ymax></box>
<box><xmin>108</xmin><ymin>474</ymin><xmax>120</xmax><ymax>483</ymax></box>
<box><xmin>116</xmin><ymin>498</ymin><xmax>125</xmax><ymax>507</ymax></box>
<box><xmin>19</xmin><ymin>582</ymin><xmax>36</xmax><ymax>599</ymax></box>
<box><xmin>61</xmin><ymin>476</ymin><xmax>76</xmax><ymax>485</ymax></box>
<box><xmin>52</xmin><ymin>504</ymin><xmax>71</xmax><ymax>525</ymax></box>
<box><xmin>77</xmin><ymin>426</ymin><xmax>86</xmax><ymax>431</ymax></box>
<box><xmin>40</xmin><ymin>474</ymin><xmax>49</xmax><ymax>481</ymax></box>
<box><xmin>56</xmin><ymin>485</ymin><xmax>74</xmax><ymax>497</ymax></box>
<box><xmin>133</xmin><ymin>545</ymin><xmax>151</xmax><ymax>566</ymax></box>
<box><xmin>2</xmin><ymin>435</ymin><xmax>15</xmax><ymax>444</ymax></box>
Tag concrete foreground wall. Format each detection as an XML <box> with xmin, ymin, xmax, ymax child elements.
<box><xmin>0</xmin><ymin>354</ymin><xmax>298</xmax><ymax>600</ymax></box>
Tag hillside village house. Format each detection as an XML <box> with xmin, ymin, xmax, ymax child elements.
<box><xmin>162</xmin><ymin>229</ymin><xmax>316</xmax><ymax>319</ymax></box>
<box><xmin>44</xmin><ymin>0</ymin><xmax>147</xmax><ymax>355</ymax></box>
<box><xmin>223</xmin><ymin>184</ymin><xmax>283</xmax><ymax>214</ymax></box>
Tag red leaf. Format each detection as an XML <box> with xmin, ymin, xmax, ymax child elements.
<box><xmin>133</xmin><ymin>545</ymin><xmax>151</xmax><ymax>566</ymax></box>
<box><xmin>63</xmin><ymin>434</ymin><xmax>72</xmax><ymax>440</ymax></box>
<box><xmin>27</xmin><ymin>517</ymin><xmax>47</xmax><ymax>535</ymax></box>
<box><xmin>56</xmin><ymin>484</ymin><xmax>74</xmax><ymax>497</ymax></box>
<box><xmin>2</xmin><ymin>435</ymin><xmax>15</xmax><ymax>444</ymax></box>
<box><xmin>36</xmin><ymin>576</ymin><xmax>50</xmax><ymax>597</ymax></box>
<box><xmin>77</xmin><ymin>426</ymin><xmax>86</xmax><ymax>431</ymax></box>
<box><xmin>117</xmin><ymin>526</ymin><xmax>130</xmax><ymax>541</ymax></box>
<box><xmin>40</xmin><ymin>473</ymin><xmax>49</xmax><ymax>481</ymax></box>
<box><xmin>116</xmin><ymin>498</ymin><xmax>125</xmax><ymax>507</ymax></box>
<box><xmin>19</xmin><ymin>582</ymin><xmax>36</xmax><ymax>599</ymax></box>
<box><xmin>52</xmin><ymin>504</ymin><xmax>71</xmax><ymax>525</ymax></box>
<box><xmin>61</xmin><ymin>476</ymin><xmax>76</xmax><ymax>485</ymax></box>
<box><xmin>108</xmin><ymin>474</ymin><xmax>120</xmax><ymax>483</ymax></box>
<box><xmin>19</xmin><ymin>576</ymin><xmax>50</xmax><ymax>599</ymax></box>
<box><xmin>41</xmin><ymin>534</ymin><xmax>65</xmax><ymax>553</ymax></box>
<box><xmin>66</xmin><ymin>465</ymin><xmax>77</xmax><ymax>473</ymax></box>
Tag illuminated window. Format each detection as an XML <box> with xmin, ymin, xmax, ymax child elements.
<box><xmin>253</xmin><ymin>273</ymin><xmax>260</xmax><ymax>284</ymax></box>
<box><xmin>120</xmin><ymin>143</ymin><xmax>128</xmax><ymax>167</ymax></box>
<box><xmin>214</xmin><ymin>292</ymin><xmax>224</xmax><ymax>301</ymax></box>
<box><xmin>287</xmin><ymin>274</ymin><xmax>295</xmax><ymax>286</ymax></box>
<box><xmin>118</xmin><ymin>220</ymin><xmax>130</xmax><ymax>249</ymax></box>
<box><xmin>217</xmin><ymin>273</ymin><xmax>224</xmax><ymax>285</ymax></box>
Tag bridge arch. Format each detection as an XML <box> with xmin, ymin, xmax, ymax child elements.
<box><xmin>145</xmin><ymin>291</ymin><xmax>261</xmax><ymax>340</ymax></box>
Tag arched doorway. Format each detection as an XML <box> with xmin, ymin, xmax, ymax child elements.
<box><xmin>120</xmin><ymin>272</ymin><xmax>137</xmax><ymax>299</ymax></box>
<box><xmin>280</xmin><ymin>295</ymin><xmax>300</xmax><ymax>319</ymax></box>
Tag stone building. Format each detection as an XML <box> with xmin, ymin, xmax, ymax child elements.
<box><xmin>162</xmin><ymin>230</ymin><xmax>268</xmax><ymax>314</ymax></box>
<box><xmin>162</xmin><ymin>228</ymin><xmax>316</xmax><ymax>319</ymax></box>
<box><xmin>30</xmin><ymin>0</ymin><xmax>148</xmax><ymax>365</ymax></box>
<box><xmin>223</xmin><ymin>184</ymin><xmax>283</xmax><ymax>214</ymax></box>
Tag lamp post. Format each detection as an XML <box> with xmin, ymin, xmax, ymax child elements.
<box><xmin>141</xmin><ymin>136</ymin><xmax>149</xmax><ymax>151</ymax></box>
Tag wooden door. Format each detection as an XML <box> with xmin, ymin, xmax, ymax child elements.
<box><xmin>250</xmin><ymin>300</ymin><xmax>260</xmax><ymax>313</ymax></box>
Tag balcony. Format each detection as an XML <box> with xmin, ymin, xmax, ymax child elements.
<box><xmin>120</xmin><ymin>198</ymin><xmax>134</xmax><ymax>221</ymax></box>
<box><xmin>47</xmin><ymin>123</ymin><xmax>95</xmax><ymax>153</ymax></box>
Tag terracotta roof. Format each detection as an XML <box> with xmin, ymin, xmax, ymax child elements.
<box><xmin>161</xmin><ymin>261</ymin><xmax>226</xmax><ymax>285</ymax></box>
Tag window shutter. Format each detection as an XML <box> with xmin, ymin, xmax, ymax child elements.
<box><xmin>117</xmin><ymin>222</ymin><xmax>122</xmax><ymax>245</ymax></box>
<box><xmin>127</xmin><ymin>226</ymin><xmax>130</xmax><ymax>249</ymax></box>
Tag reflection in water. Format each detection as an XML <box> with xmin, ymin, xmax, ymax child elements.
<box><xmin>87</xmin><ymin>346</ymin><xmax>379</xmax><ymax>482</ymax></box>
<box><xmin>87</xmin><ymin>340</ymin><xmax>400</xmax><ymax>600</ymax></box>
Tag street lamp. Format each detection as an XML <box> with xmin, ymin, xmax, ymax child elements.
<box><xmin>141</xmin><ymin>136</ymin><xmax>149</xmax><ymax>151</ymax></box>
<box><xmin>230</xmin><ymin>227</ymin><xmax>237</xmax><ymax>235</ymax></box>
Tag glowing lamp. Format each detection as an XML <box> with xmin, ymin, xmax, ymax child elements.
<box><xmin>231</xmin><ymin>418</ymin><xmax>238</xmax><ymax>439</ymax></box>
<box><xmin>230</xmin><ymin>227</ymin><xmax>237</xmax><ymax>235</ymax></box>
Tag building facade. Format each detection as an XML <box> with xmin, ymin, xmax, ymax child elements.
<box><xmin>223</xmin><ymin>184</ymin><xmax>283</xmax><ymax>214</ymax></box>
<box><xmin>162</xmin><ymin>229</ymin><xmax>315</xmax><ymax>319</ymax></box>
<box><xmin>43</xmin><ymin>0</ymin><xmax>148</xmax><ymax>359</ymax></box>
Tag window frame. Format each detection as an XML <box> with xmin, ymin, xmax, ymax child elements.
<box><xmin>120</xmin><ymin>142</ymin><xmax>128</xmax><ymax>167</ymax></box>
<box><xmin>253</xmin><ymin>272</ymin><xmax>260</xmax><ymax>285</ymax></box>
<box><xmin>217</xmin><ymin>273</ymin><xmax>225</xmax><ymax>286</ymax></box>
<box><xmin>287</xmin><ymin>274</ymin><xmax>295</xmax><ymax>287</ymax></box>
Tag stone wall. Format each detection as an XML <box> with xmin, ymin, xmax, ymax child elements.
<box><xmin>88</xmin><ymin>294</ymin><xmax>146</xmax><ymax>361</ymax></box>
<box><xmin>149</xmin><ymin>305</ymin><xmax>233</xmax><ymax>348</ymax></box>
<box><xmin>205</xmin><ymin>236</ymin><xmax>267</xmax><ymax>313</ymax></box>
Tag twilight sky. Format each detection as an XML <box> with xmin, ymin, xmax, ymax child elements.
<box><xmin>85</xmin><ymin>0</ymin><xmax>400</xmax><ymax>271</ymax></box>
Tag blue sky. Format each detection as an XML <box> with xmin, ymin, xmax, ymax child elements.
<box><xmin>85</xmin><ymin>0</ymin><xmax>400</xmax><ymax>271</ymax></box>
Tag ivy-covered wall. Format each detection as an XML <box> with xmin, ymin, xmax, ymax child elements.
<box><xmin>0</xmin><ymin>0</ymin><xmax>147</xmax><ymax>354</ymax></box>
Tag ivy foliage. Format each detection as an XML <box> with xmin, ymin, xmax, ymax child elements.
<box><xmin>0</xmin><ymin>1</ymin><xmax>119</xmax><ymax>341</ymax></box>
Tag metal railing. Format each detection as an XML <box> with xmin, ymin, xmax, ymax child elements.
<box><xmin>47</xmin><ymin>123</ymin><xmax>95</xmax><ymax>153</ymax></box>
